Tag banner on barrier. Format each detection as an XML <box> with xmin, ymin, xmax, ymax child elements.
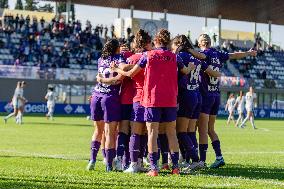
<box><xmin>1</xmin><ymin>102</ymin><xmax>284</xmax><ymax>119</ymax></box>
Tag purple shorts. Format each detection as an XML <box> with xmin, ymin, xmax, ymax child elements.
<box><xmin>131</xmin><ymin>102</ymin><xmax>146</xmax><ymax>122</ymax></box>
<box><xmin>121</xmin><ymin>104</ymin><xmax>133</xmax><ymax>120</ymax></box>
<box><xmin>144</xmin><ymin>107</ymin><xmax>177</xmax><ymax>122</ymax></box>
<box><xmin>178</xmin><ymin>90</ymin><xmax>202</xmax><ymax>119</ymax></box>
<box><xmin>90</xmin><ymin>93</ymin><xmax>121</xmax><ymax>122</ymax></box>
<box><xmin>201</xmin><ymin>95</ymin><xmax>220</xmax><ymax>115</ymax></box>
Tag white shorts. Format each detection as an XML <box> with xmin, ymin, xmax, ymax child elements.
<box><xmin>237</xmin><ymin>108</ymin><xmax>244</xmax><ymax>114</ymax></box>
<box><xmin>228</xmin><ymin>108</ymin><xmax>234</xmax><ymax>114</ymax></box>
<box><xmin>246</xmin><ymin>106</ymin><xmax>253</xmax><ymax>112</ymax></box>
<box><xmin>47</xmin><ymin>102</ymin><xmax>55</xmax><ymax>109</ymax></box>
<box><xmin>13</xmin><ymin>100</ymin><xmax>22</xmax><ymax>109</ymax></box>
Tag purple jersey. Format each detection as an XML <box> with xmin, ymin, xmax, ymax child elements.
<box><xmin>199</xmin><ymin>48</ymin><xmax>229</xmax><ymax>96</ymax></box>
<box><xmin>177</xmin><ymin>52</ymin><xmax>208</xmax><ymax>91</ymax></box>
<box><xmin>94</xmin><ymin>54</ymin><xmax>125</xmax><ymax>95</ymax></box>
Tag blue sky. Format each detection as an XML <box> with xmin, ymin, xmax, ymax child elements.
<box><xmin>8</xmin><ymin>0</ymin><xmax>284</xmax><ymax>48</ymax></box>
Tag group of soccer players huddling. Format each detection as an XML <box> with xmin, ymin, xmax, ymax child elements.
<box><xmin>87</xmin><ymin>28</ymin><xmax>257</xmax><ymax>176</ymax></box>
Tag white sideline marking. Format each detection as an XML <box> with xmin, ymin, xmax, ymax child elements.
<box><xmin>204</xmin><ymin>184</ymin><xmax>239</xmax><ymax>188</ymax></box>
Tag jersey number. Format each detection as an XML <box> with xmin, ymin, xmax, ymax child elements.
<box><xmin>208</xmin><ymin>65</ymin><xmax>219</xmax><ymax>85</ymax></box>
<box><xmin>189</xmin><ymin>64</ymin><xmax>201</xmax><ymax>82</ymax></box>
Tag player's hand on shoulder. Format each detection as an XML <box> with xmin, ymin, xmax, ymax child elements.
<box><xmin>188</xmin><ymin>62</ymin><xmax>196</xmax><ymax>71</ymax></box>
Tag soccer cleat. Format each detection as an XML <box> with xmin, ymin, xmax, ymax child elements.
<box><xmin>146</xmin><ymin>170</ymin><xmax>158</xmax><ymax>177</ymax></box>
<box><xmin>114</xmin><ymin>157</ymin><xmax>123</xmax><ymax>171</ymax></box>
<box><xmin>197</xmin><ymin>161</ymin><xmax>207</xmax><ymax>169</ymax></box>
<box><xmin>183</xmin><ymin>162</ymin><xmax>200</xmax><ymax>173</ymax></box>
<box><xmin>179</xmin><ymin>161</ymin><xmax>190</xmax><ymax>168</ymax></box>
<box><xmin>143</xmin><ymin>157</ymin><xmax>150</xmax><ymax>166</ymax></box>
<box><xmin>161</xmin><ymin>164</ymin><xmax>170</xmax><ymax>171</ymax></box>
<box><xmin>86</xmin><ymin>160</ymin><xmax>96</xmax><ymax>171</ymax></box>
<box><xmin>210</xmin><ymin>158</ymin><xmax>225</xmax><ymax>169</ymax></box>
<box><xmin>124</xmin><ymin>162</ymin><xmax>140</xmax><ymax>173</ymax></box>
<box><xmin>137</xmin><ymin>158</ymin><xmax>148</xmax><ymax>172</ymax></box>
<box><xmin>106</xmin><ymin>165</ymin><xmax>113</xmax><ymax>172</ymax></box>
<box><xmin>171</xmin><ymin>168</ymin><xmax>180</xmax><ymax>175</ymax></box>
<box><xmin>4</xmin><ymin>118</ymin><xmax>7</xmax><ymax>124</ymax></box>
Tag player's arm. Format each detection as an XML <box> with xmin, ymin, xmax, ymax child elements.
<box><xmin>188</xmin><ymin>49</ymin><xmax>207</xmax><ymax>60</ymax></box>
<box><xmin>112</xmin><ymin>64</ymin><xmax>142</xmax><ymax>78</ymax></box>
<box><xmin>229</xmin><ymin>49</ymin><xmax>257</xmax><ymax>59</ymax></box>
<box><xmin>45</xmin><ymin>94</ymin><xmax>48</xmax><ymax>101</ymax></box>
<box><xmin>96</xmin><ymin>73</ymin><xmax>124</xmax><ymax>85</ymax></box>
<box><xmin>225</xmin><ymin>101</ymin><xmax>229</xmax><ymax>111</ymax></box>
<box><xmin>180</xmin><ymin>63</ymin><xmax>196</xmax><ymax>75</ymax></box>
<box><xmin>204</xmin><ymin>67</ymin><xmax>221</xmax><ymax>78</ymax></box>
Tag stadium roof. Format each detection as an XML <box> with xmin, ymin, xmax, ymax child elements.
<box><xmin>48</xmin><ymin>0</ymin><xmax>284</xmax><ymax>25</ymax></box>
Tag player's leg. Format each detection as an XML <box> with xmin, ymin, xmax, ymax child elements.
<box><xmin>235</xmin><ymin>111</ymin><xmax>242</xmax><ymax>127</ymax></box>
<box><xmin>158</xmin><ymin>123</ymin><xmax>169</xmax><ymax>170</ymax></box>
<box><xmin>4</xmin><ymin>105</ymin><xmax>18</xmax><ymax>123</ymax></box>
<box><xmin>115</xmin><ymin>105</ymin><xmax>131</xmax><ymax>171</ymax></box>
<box><xmin>87</xmin><ymin>121</ymin><xmax>104</xmax><ymax>170</ymax></box>
<box><xmin>163</xmin><ymin>108</ymin><xmax>180</xmax><ymax>175</ymax></box>
<box><xmin>208</xmin><ymin>96</ymin><xmax>225</xmax><ymax>168</ymax></box>
<box><xmin>249</xmin><ymin>111</ymin><xmax>256</xmax><ymax>129</ymax></box>
<box><xmin>145</xmin><ymin>107</ymin><xmax>160</xmax><ymax>176</ymax></box>
<box><xmin>87</xmin><ymin>95</ymin><xmax>104</xmax><ymax>170</ymax></box>
<box><xmin>105</xmin><ymin>121</ymin><xmax>119</xmax><ymax>171</ymax></box>
<box><xmin>240</xmin><ymin>109</ymin><xmax>250</xmax><ymax>128</ymax></box>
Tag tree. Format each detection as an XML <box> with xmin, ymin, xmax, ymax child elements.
<box><xmin>24</xmin><ymin>0</ymin><xmax>38</xmax><ymax>11</ymax></box>
<box><xmin>15</xmin><ymin>0</ymin><xmax>24</xmax><ymax>10</ymax></box>
<box><xmin>38</xmin><ymin>4</ymin><xmax>54</xmax><ymax>13</ymax></box>
<box><xmin>0</xmin><ymin>0</ymin><xmax>9</xmax><ymax>8</ymax></box>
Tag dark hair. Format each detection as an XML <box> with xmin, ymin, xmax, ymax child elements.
<box><xmin>101</xmin><ymin>39</ymin><xmax>120</xmax><ymax>59</ymax></box>
<box><xmin>172</xmin><ymin>35</ymin><xmax>193</xmax><ymax>54</ymax></box>
<box><xmin>154</xmin><ymin>29</ymin><xmax>171</xmax><ymax>46</ymax></box>
<box><xmin>134</xmin><ymin>29</ymin><xmax>151</xmax><ymax>53</ymax></box>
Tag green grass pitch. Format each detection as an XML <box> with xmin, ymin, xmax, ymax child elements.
<box><xmin>0</xmin><ymin>116</ymin><xmax>283</xmax><ymax>189</ymax></box>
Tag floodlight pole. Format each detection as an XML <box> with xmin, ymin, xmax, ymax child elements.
<box><xmin>268</xmin><ymin>20</ymin><xmax>272</xmax><ymax>46</ymax></box>
<box><xmin>130</xmin><ymin>5</ymin><xmax>134</xmax><ymax>18</ymax></box>
<box><xmin>118</xmin><ymin>8</ymin><xmax>121</xmax><ymax>18</ymax></box>
<box><xmin>66</xmin><ymin>0</ymin><xmax>71</xmax><ymax>22</ymax></box>
<box><xmin>164</xmin><ymin>9</ymin><xmax>168</xmax><ymax>21</ymax></box>
<box><xmin>218</xmin><ymin>14</ymin><xmax>222</xmax><ymax>47</ymax></box>
<box><xmin>254</xmin><ymin>22</ymin><xmax>257</xmax><ymax>42</ymax></box>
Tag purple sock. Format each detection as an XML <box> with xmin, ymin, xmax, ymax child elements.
<box><xmin>106</xmin><ymin>148</ymin><xmax>116</xmax><ymax>167</ymax></box>
<box><xmin>117</xmin><ymin>132</ymin><xmax>128</xmax><ymax>157</ymax></box>
<box><xmin>212</xmin><ymin>140</ymin><xmax>222</xmax><ymax>158</ymax></box>
<box><xmin>129</xmin><ymin>134</ymin><xmax>141</xmax><ymax>162</ymax></box>
<box><xmin>170</xmin><ymin>152</ymin><xmax>179</xmax><ymax>169</ymax></box>
<box><xmin>123</xmin><ymin>135</ymin><xmax>130</xmax><ymax>167</ymax></box>
<box><xmin>102</xmin><ymin>149</ymin><xmax>106</xmax><ymax>159</ymax></box>
<box><xmin>179</xmin><ymin>141</ymin><xmax>186</xmax><ymax>160</ymax></box>
<box><xmin>139</xmin><ymin>135</ymin><xmax>147</xmax><ymax>159</ymax></box>
<box><xmin>90</xmin><ymin>141</ymin><xmax>101</xmax><ymax>161</ymax></box>
<box><xmin>159</xmin><ymin>134</ymin><xmax>169</xmax><ymax>164</ymax></box>
<box><xmin>177</xmin><ymin>132</ymin><xmax>199</xmax><ymax>162</ymax></box>
<box><xmin>149</xmin><ymin>152</ymin><xmax>158</xmax><ymax>171</ymax></box>
<box><xmin>199</xmin><ymin>144</ymin><xmax>208</xmax><ymax>162</ymax></box>
<box><xmin>188</xmin><ymin>132</ymin><xmax>198</xmax><ymax>152</ymax></box>
<box><xmin>157</xmin><ymin>138</ymin><xmax>161</xmax><ymax>161</ymax></box>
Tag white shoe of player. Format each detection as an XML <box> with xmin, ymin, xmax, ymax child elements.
<box><xmin>183</xmin><ymin>162</ymin><xmax>200</xmax><ymax>173</ymax></box>
<box><xmin>124</xmin><ymin>162</ymin><xmax>140</xmax><ymax>173</ymax></box>
<box><xmin>114</xmin><ymin>156</ymin><xmax>123</xmax><ymax>171</ymax></box>
<box><xmin>179</xmin><ymin>160</ymin><xmax>190</xmax><ymax>168</ymax></box>
<box><xmin>197</xmin><ymin>161</ymin><xmax>207</xmax><ymax>169</ymax></box>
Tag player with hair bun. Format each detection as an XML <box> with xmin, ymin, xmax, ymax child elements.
<box><xmin>197</xmin><ymin>34</ymin><xmax>257</xmax><ymax>169</ymax></box>
<box><xmin>171</xmin><ymin>34</ymin><xmax>221</xmax><ymax>172</ymax></box>
<box><xmin>87</xmin><ymin>39</ymin><xmax>125</xmax><ymax>172</ymax></box>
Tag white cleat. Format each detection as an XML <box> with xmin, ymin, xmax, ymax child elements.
<box><xmin>124</xmin><ymin>162</ymin><xmax>140</xmax><ymax>173</ymax></box>
<box><xmin>143</xmin><ymin>157</ymin><xmax>150</xmax><ymax>166</ymax></box>
<box><xmin>138</xmin><ymin>158</ymin><xmax>148</xmax><ymax>172</ymax></box>
<box><xmin>197</xmin><ymin>161</ymin><xmax>207</xmax><ymax>169</ymax></box>
<box><xmin>183</xmin><ymin>162</ymin><xmax>201</xmax><ymax>173</ymax></box>
<box><xmin>114</xmin><ymin>156</ymin><xmax>123</xmax><ymax>171</ymax></box>
<box><xmin>179</xmin><ymin>161</ymin><xmax>190</xmax><ymax>168</ymax></box>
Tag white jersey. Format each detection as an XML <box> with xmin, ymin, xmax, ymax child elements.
<box><xmin>245</xmin><ymin>92</ymin><xmax>257</xmax><ymax>111</ymax></box>
<box><xmin>45</xmin><ymin>91</ymin><xmax>56</xmax><ymax>104</ymax></box>
<box><xmin>235</xmin><ymin>96</ymin><xmax>245</xmax><ymax>113</ymax></box>
<box><xmin>227</xmin><ymin>98</ymin><xmax>236</xmax><ymax>112</ymax></box>
<box><xmin>12</xmin><ymin>88</ymin><xmax>21</xmax><ymax>104</ymax></box>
